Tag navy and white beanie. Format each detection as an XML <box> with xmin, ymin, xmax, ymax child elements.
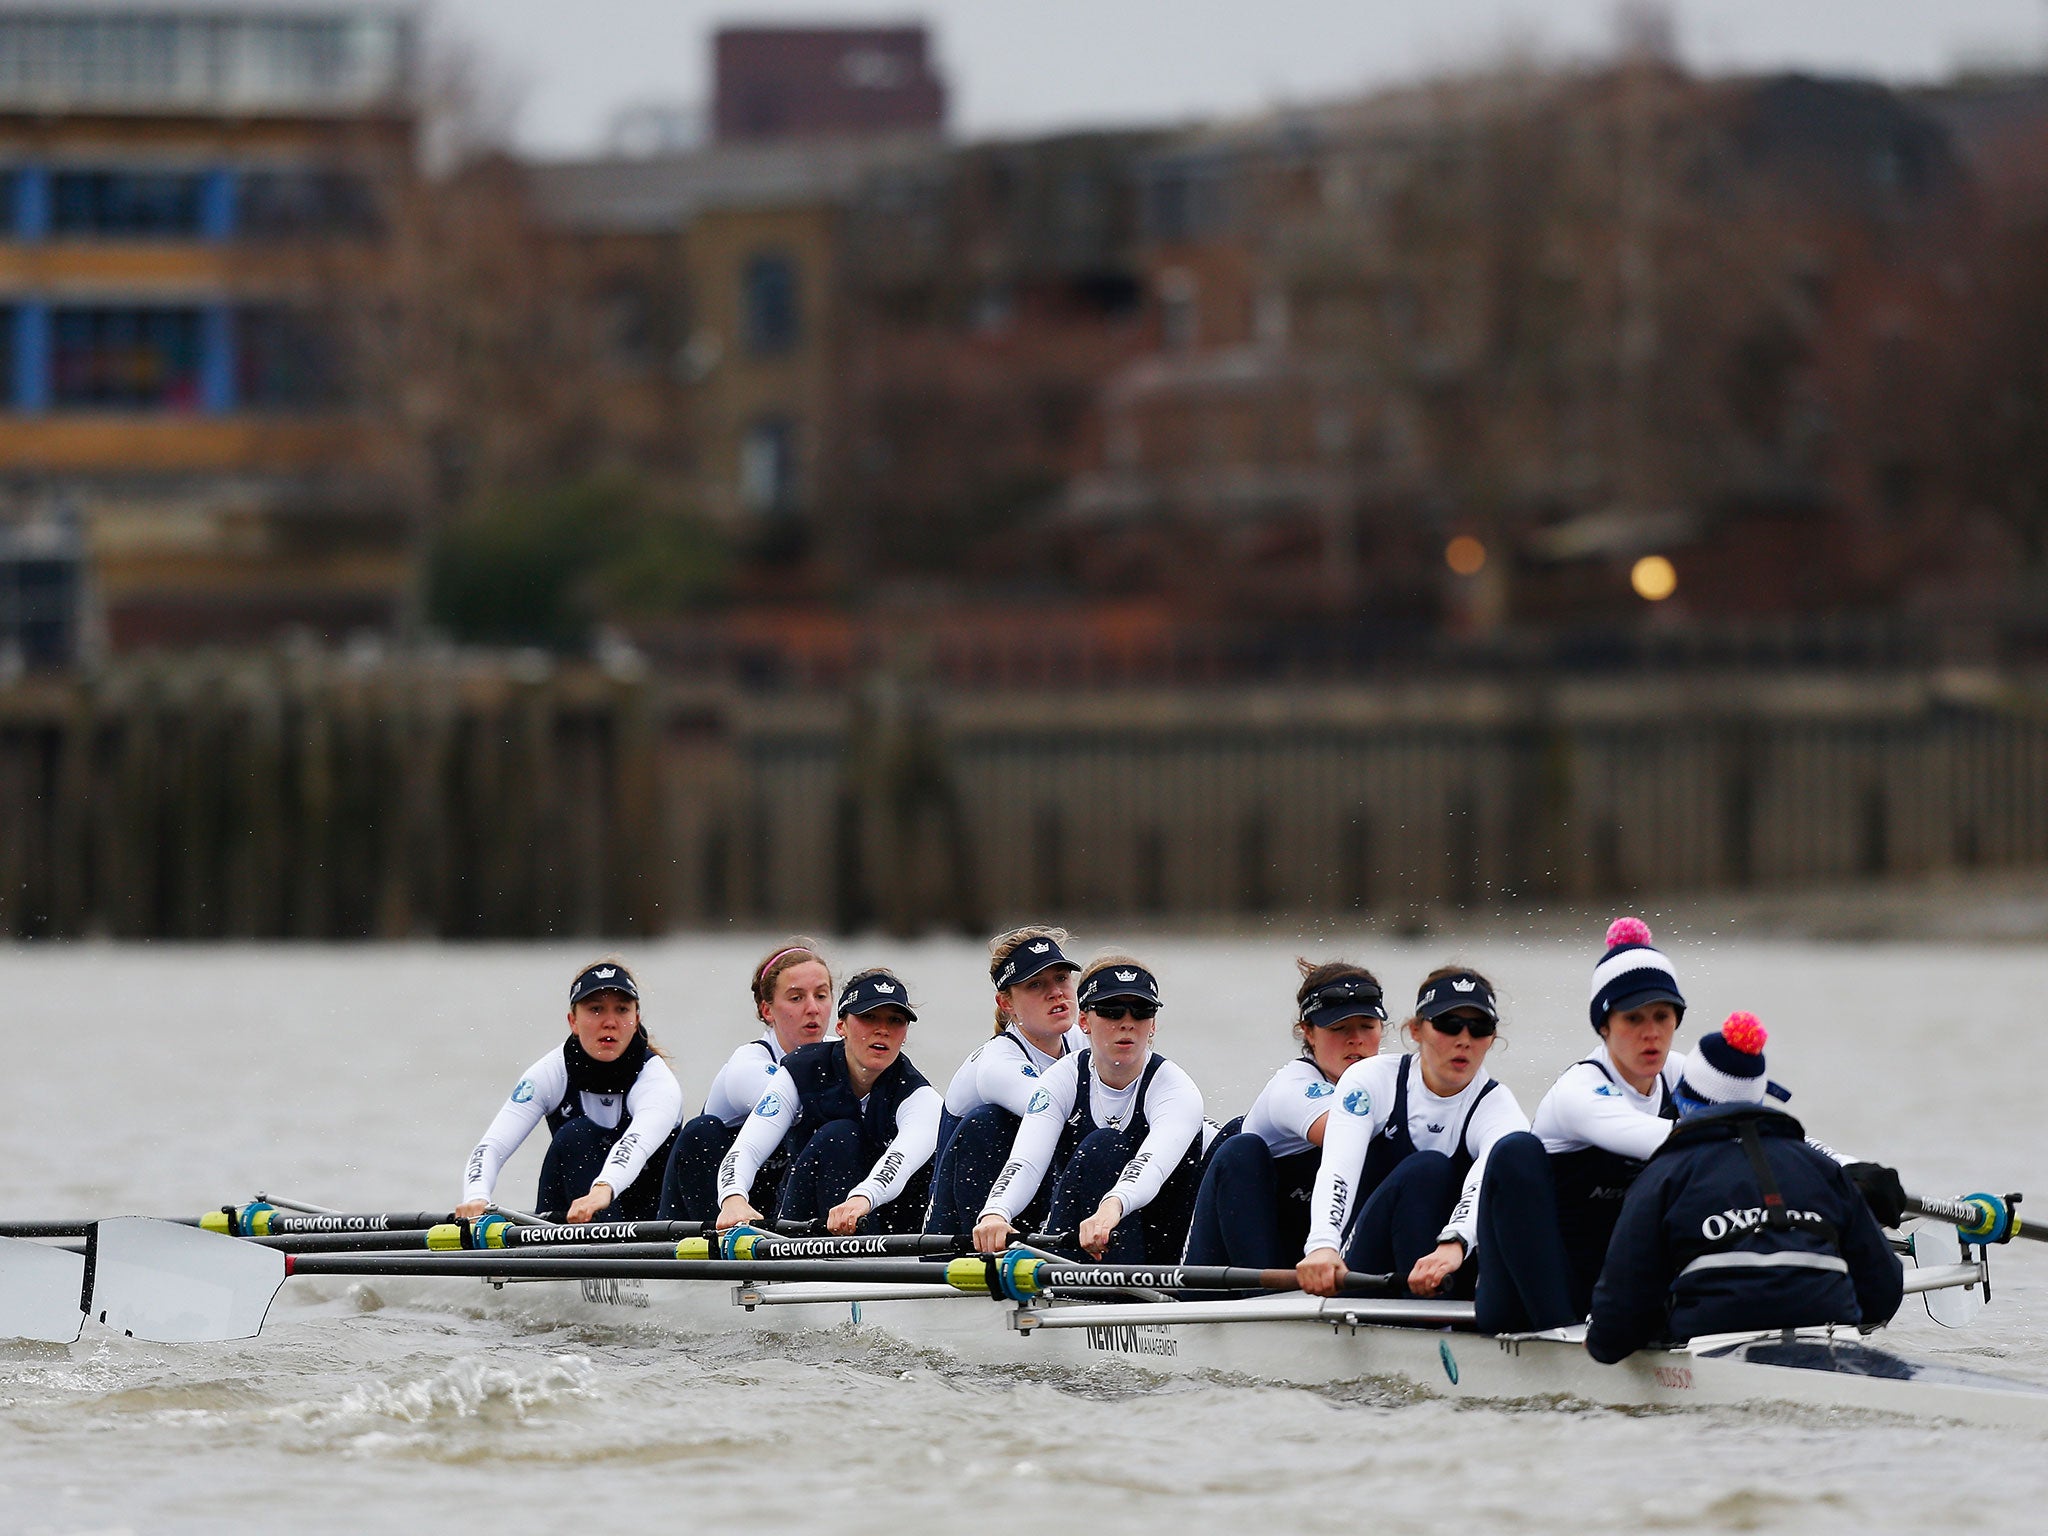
<box><xmin>1587</xmin><ymin>917</ymin><xmax>1686</xmax><ymax>1032</ymax></box>
<box><xmin>1676</xmin><ymin>1012</ymin><xmax>1768</xmax><ymax>1113</ymax></box>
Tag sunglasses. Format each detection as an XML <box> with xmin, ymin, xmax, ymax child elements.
<box><xmin>1088</xmin><ymin>1003</ymin><xmax>1158</xmax><ymax>1021</ymax></box>
<box><xmin>1427</xmin><ymin>1013</ymin><xmax>1497</xmax><ymax>1039</ymax></box>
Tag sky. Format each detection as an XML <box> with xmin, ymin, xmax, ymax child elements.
<box><xmin>431</xmin><ymin>0</ymin><xmax>2048</xmax><ymax>158</ymax></box>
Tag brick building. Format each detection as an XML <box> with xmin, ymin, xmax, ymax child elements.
<box><xmin>0</xmin><ymin>3</ymin><xmax>420</xmax><ymax>650</ymax></box>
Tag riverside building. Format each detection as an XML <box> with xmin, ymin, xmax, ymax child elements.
<box><xmin>0</xmin><ymin>3</ymin><xmax>419</xmax><ymax>650</ymax></box>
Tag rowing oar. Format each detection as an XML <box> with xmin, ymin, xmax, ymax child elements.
<box><xmin>232</xmin><ymin>1221</ymin><xmax>1071</xmax><ymax>1257</ymax></box>
<box><xmin>74</xmin><ymin>1219</ymin><xmax>1393</xmax><ymax>1343</ymax></box>
<box><xmin>0</xmin><ymin>1208</ymin><xmax>453</xmax><ymax>1240</ymax></box>
<box><xmin>1906</xmin><ymin>1191</ymin><xmax>2040</xmax><ymax>1246</ymax></box>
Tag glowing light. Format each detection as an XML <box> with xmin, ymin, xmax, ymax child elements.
<box><xmin>1631</xmin><ymin>555</ymin><xmax>1677</xmax><ymax>601</ymax></box>
<box><xmin>1445</xmin><ymin>535</ymin><xmax>1487</xmax><ymax>576</ymax></box>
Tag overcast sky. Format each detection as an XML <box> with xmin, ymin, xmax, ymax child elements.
<box><xmin>432</xmin><ymin>0</ymin><xmax>2048</xmax><ymax>158</ymax></box>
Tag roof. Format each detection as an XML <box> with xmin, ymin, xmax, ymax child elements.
<box><xmin>527</xmin><ymin>133</ymin><xmax>944</xmax><ymax>233</ymax></box>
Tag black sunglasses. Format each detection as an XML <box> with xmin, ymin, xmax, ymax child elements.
<box><xmin>1427</xmin><ymin>1013</ymin><xmax>1497</xmax><ymax>1039</ymax></box>
<box><xmin>1088</xmin><ymin>1002</ymin><xmax>1158</xmax><ymax>1021</ymax></box>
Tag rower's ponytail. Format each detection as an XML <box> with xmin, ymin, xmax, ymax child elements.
<box><xmin>987</xmin><ymin>924</ymin><xmax>1072</xmax><ymax>1035</ymax></box>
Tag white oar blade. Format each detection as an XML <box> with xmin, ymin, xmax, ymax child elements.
<box><xmin>1910</xmin><ymin>1221</ymin><xmax>1975</xmax><ymax>1329</ymax></box>
<box><xmin>0</xmin><ymin>1236</ymin><xmax>86</xmax><ymax>1343</ymax></box>
<box><xmin>90</xmin><ymin>1218</ymin><xmax>286</xmax><ymax>1343</ymax></box>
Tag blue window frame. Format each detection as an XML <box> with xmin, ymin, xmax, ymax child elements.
<box><xmin>50</xmin><ymin>170</ymin><xmax>208</xmax><ymax>237</ymax></box>
<box><xmin>742</xmin><ymin>252</ymin><xmax>800</xmax><ymax>356</ymax></box>
<box><xmin>51</xmin><ymin>307</ymin><xmax>205</xmax><ymax>409</ymax></box>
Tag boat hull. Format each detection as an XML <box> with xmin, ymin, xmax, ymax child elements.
<box><xmin>321</xmin><ymin>1272</ymin><xmax>2048</xmax><ymax>1431</ymax></box>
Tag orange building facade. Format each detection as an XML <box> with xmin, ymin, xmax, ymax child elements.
<box><xmin>0</xmin><ymin>6</ymin><xmax>420</xmax><ymax>651</ymax></box>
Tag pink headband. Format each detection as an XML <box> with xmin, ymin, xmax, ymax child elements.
<box><xmin>755</xmin><ymin>946</ymin><xmax>816</xmax><ymax>987</ymax></box>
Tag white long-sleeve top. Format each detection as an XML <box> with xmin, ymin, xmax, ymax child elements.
<box><xmin>1531</xmin><ymin>1043</ymin><xmax>1686</xmax><ymax>1158</ymax></box>
<box><xmin>460</xmin><ymin>1046</ymin><xmax>684</xmax><ymax>1206</ymax></box>
<box><xmin>1241</xmin><ymin>1057</ymin><xmax>1341</xmax><ymax>1158</ymax></box>
<box><xmin>703</xmin><ymin>1030</ymin><xmax>793</xmax><ymax>1126</ymax></box>
<box><xmin>978</xmin><ymin>1050</ymin><xmax>1205</xmax><ymax>1223</ymax></box>
<box><xmin>1303</xmin><ymin>1053</ymin><xmax>1529</xmax><ymax>1259</ymax></box>
<box><xmin>715</xmin><ymin>1062</ymin><xmax>944</xmax><ymax>1212</ymax></box>
<box><xmin>942</xmin><ymin>1024</ymin><xmax>1089</xmax><ymax>1118</ymax></box>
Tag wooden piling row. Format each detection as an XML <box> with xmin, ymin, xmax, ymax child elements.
<box><xmin>2</xmin><ymin>662</ymin><xmax>2047</xmax><ymax>938</ymax></box>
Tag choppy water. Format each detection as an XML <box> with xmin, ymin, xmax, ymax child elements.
<box><xmin>6</xmin><ymin>931</ymin><xmax>2048</xmax><ymax>1534</ymax></box>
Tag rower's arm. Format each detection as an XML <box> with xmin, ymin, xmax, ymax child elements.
<box><xmin>1106</xmin><ymin>1063</ymin><xmax>1204</xmax><ymax>1218</ymax></box>
<box><xmin>717</xmin><ymin>1070</ymin><xmax>799</xmax><ymax>1205</ymax></box>
<box><xmin>705</xmin><ymin>1040</ymin><xmax>777</xmax><ymax>1126</ymax></box>
<box><xmin>1302</xmin><ymin>1062</ymin><xmax>1385</xmax><ymax>1255</ymax></box>
<box><xmin>1539</xmin><ymin>1064</ymin><xmax>1674</xmax><ymax>1161</ymax></box>
<box><xmin>849</xmin><ymin>1085</ymin><xmax>943</xmax><ymax>1210</ymax></box>
<box><xmin>596</xmin><ymin>1057</ymin><xmax>685</xmax><ymax>1196</ymax></box>
<box><xmin>461</xmin><ymin>1051</ymin><xmax>564</xmax><ymax>1205</ymax></box>
<box><xmin>980</xmin><ymin>1062</ymin><xmax>1077</xmax><ymax>1221</ymax></box>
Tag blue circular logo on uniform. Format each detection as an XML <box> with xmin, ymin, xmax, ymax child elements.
<box><xmin>511</xmin><ymin>1079</ymin><xmax>534</xmax><ymax>1104</ymax></box>
<box><xmin>1026</xmin><ymin>1088</ymin><xmax>1053</xmax><ymax>1114</ymax></box>
<box><xmin>1305</xmin><ymin>1081</ymin><xmax>1334</xmax><ymax>1099</ymax></box>
<box><xmin>1342</xmin><ymin>1088</ymin><xmax>1372</xmax><ymax>1117</ymax></box>
<box><xmin>756</xmin><ymin>1092</ymin><xmax>784</xmax><ymax>1119</ymax></box>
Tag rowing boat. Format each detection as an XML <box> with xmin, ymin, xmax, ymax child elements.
<box><xmin>299</xmin><ymin>1234</ymin><xmax>2048</xmax><ymax>1431</ymax></box>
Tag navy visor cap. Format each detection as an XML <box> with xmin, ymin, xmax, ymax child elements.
<box><xmin>1413</xmin><ymin>970</ymin><xmax>1497</xmax><ymax>1022</ymax></box>
<box><xmin>570</xmin><ymin>962</ymin><xmax>639</xmax><ymax>1006</ymax></box>
<box><xmin>838</xmin><ymin>970</ymin><xmax>917</xmax><ymax>1022</ymax></box>
<box><xmin>1301</xmin><ymin>977</ymin><xmax>1388</xmax><ymax>1029</ymax></box>
<box><xmin>993</xmin><ymin>936</ymin><xmax>1080</xmax><ymax>991</ymax></box>
<box><xmin>1077</xmin><ymin>964</ymin><xmax>1160</xmax><ymax>1010</ymax></box>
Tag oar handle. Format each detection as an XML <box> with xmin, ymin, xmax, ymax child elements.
<box><xmin>1905</xmin><ymin>1192</ymin><xmax>2037</xmax><ymax>1245</ymax></box>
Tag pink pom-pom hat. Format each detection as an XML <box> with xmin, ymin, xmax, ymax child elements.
<box><xmin>1588</xmin><ymin>916</ymin><xmax>1685</xmax><ymax>1031</ymax></box>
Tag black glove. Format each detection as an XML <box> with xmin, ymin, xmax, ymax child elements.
<box><xmin>1845</xmin><ymin>1162</ymin><xmax>1908</xmax><ymax>1228</ymax></box>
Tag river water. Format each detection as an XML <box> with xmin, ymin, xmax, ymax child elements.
<box><xmin>4</xmin><ymin>931</ymin><xmax>2047</xmax><ymax>1534</ymax></box>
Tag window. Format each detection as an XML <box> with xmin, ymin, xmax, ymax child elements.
<box><xmin>52</xmin><ymin>307</ymin><xmax>204</xmax><ymax>409</ymax></box>
<box><xmin>742</xmin><ymin>252</ymin><xmax>800</xmax><ymax>356</ymax></box>
<box><xmin>0</xmin><ymin>169</ymin><xmax>15</xmax><ymax>235</ymax></box>
<box><xmin>51</xmin><ymin>170</ymin><xmax>206</xmax><ymax>237</ymax></box>
<box><xmin>0</xmin><ymin>304</ymin><xmax>13</xmax><ymax>408</ymax></box>
<box><xmin>239</xmin><ymin>169</ymin><xmax>380</xmax><ymax>238</ymax></box>
<box><xmin>237</xmin><ymin>306</ymin><xmax>341</xmax><ymax>408</ymax></box>
<box><xmin>740</xmin><ymin>417</ymin><xmax>797</xmax><ymax>513</ymax></box>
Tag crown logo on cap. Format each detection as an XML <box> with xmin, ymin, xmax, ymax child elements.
<box><xmin>1452</xmin><ymin>978</ymin><xmax>1476</xmax><ymax>992</ymax></box>
<box><xmin>1114</xmin><ymin>969</ymin><xmax>1138</xmax><ymax>982</ymax></box>
<box><xmin>595</xmin><ymin>967</ymin><xmax>617</xmax><ymax>979</ymax></box>
<box><xmin>1029</xmin><ymin>941</ymin><xmax>1050</xmax><ymax>953</ymax></box>
<box><xmin>874</xmin><ymin>980</ymin><xmax>896</xmax><ymax>993</ymax></box>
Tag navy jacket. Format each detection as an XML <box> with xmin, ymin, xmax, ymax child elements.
<box><xmin>1586</xmin><ymin>1104</ymin><xmax>1902</xmax><ymax>1363</ymax></box>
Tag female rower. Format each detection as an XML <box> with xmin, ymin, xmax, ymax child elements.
<box><xmin>455</xmin><ymin>958</ymin><xmax>684</xmax><ymax>1223</ymax></box>
<box><xmin>1184</xmin><ymin>960</ymin><xmax>1386</xmax><ymax>1267</ymax></box>
<box><xmin>657</xmin><ymin>939</ymin><xmax>834</xmax><ymax>1223</ymax></box>
<box><xmin>715</xmin><ymin>968</ymin><xmax>941</xmax><ymax>1235</ymax></box>
<box><xmin>925</xmin><ymin>925</ymin><xmax>1087</xmax><ymax>1235</ymax></box>
<box><xmin>972</xmin><ymin>954</ymin><xmax>1215</xmax><ymax>1263</ymax></box>
<box><xmin>1297</xmin><ymin>967</ymin><xmax>1529</xmax><ymax>1298</ymax></box>
<box><xmin>1466</xmin><ymin>918</ymin><xmax>1690</xmax><ymax>1332</ymax></box>
<box><xmin>1474</xmin><ymin>918</ymin><xmax>1909</xmax><ymax>1333</ymax></box>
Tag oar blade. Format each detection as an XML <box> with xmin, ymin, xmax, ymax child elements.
<box><xmin>1910</xmin><ymin>1221</ymin><xmax>1976</xmax><ymax>1329</ymax></box>
<box><xmin>0</xmin><ymin>1236</ymin><xmax>86</xmax><ymax>1343</ymax></box>
<box><xmin>90</xmin><ymin>1218</ymin><xmax>287</xmax><ymax>1342</ymax></box>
